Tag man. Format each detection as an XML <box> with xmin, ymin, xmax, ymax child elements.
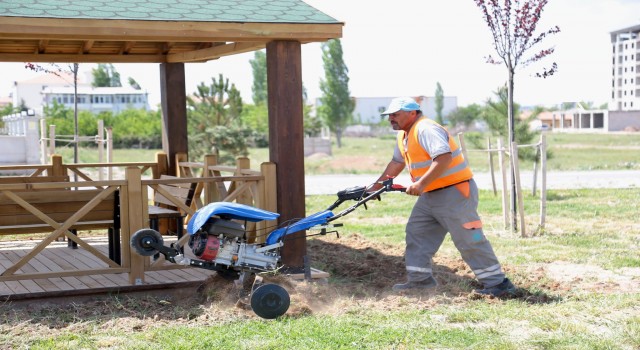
<box><xmin>370</xmin><ymin>97</ymin><xmax>515</xmax><ymax>297</ymax></box>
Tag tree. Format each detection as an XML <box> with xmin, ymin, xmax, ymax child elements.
<box><xmin>474</xmin><ymin>0</ymin><xmax>559</xmax><ymax>230</ymax></box>
<box><xmin>434</xmin><ymin>82</ymin><xmax>444</xmax><ymax>124</ymax></box>
<box><xmin>481</xmin><ymin>85</ymin><xmax>540</xmax><ymax>161</ymax></box>
<box><xmin>92</xmin><ymin>63</ymin><xmax>122</xmax><ymax>87</ymax></box>
<box><xmin>187</xmin><ymin>74</ymin><xmax>249</xmax><ymax>163</ymax></box>
<box><xmin>318</xmin><ymin>39</ymin><xmax>354</xmax><ymax>148</ymax></box>
<box><xmin>128</xmin><ymin>77</ymin><xmax>142</xmax><ymax>90</ymax></box>
<box><xmin>247</xmin><ymin>49</ymin><xmax>318</xmax><ymax>144</ymax></box>
<box><xmin>250</xmin><ymin>50</ymin><xmax>268</xmax><ymax>106</ymax></box>
<box><xmin>447</xmin><ymin>103</ymin><xmax>483</xmax><ymax>129</ymax></box>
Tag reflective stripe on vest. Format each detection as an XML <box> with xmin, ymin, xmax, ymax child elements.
<box><xmin>398</xmin><ymin>117</ymin><xmax>473</xmax><ymax>192</ymax></box>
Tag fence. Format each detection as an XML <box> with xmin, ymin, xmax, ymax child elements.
<box><xmin>0</xmin><ymin>153</ymin><xmax>277</xmax><ymax>286</ymax></box>
<box><xmin>459</xmin><ymin>132</ymin><xmax>548</xmax><ymax>237</ymax></box>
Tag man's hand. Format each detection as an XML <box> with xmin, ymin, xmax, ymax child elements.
<box><xmin>405</xmin><ymin>182</ymin><xmax>426</xmax><ymax>196</ymax></box>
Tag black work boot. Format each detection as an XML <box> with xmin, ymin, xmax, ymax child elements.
<box><xmin>392</xmin><ymin>276</ymin><xmax>438</xmax><ymax>291</ymax></box>
<box><xmin>475</xmin><ymin>278</ymin><xmax>516</xmax><ymax>297</ymax></box>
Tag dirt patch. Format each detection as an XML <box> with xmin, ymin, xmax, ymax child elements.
<box><xmin>2</xmin><ymin>233</ymin><xmax>638</xmax><ymax>338</ymax></box>
<box><xmin>542</xmin><ymin>261</ymin><xmax>640</xmax><ymax>292</ymax></box>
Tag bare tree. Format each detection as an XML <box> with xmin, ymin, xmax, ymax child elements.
<box><xmin>474</xmin><ymin>0</ymin><xmax>559</xmax><ymax>231</ymax></box>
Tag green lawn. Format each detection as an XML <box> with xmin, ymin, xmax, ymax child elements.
<box><xmin>5</xmin><ymin>133</ymin><xmax>638</xmax><ymax>349</ymax></box>
<box><xmin>51</xmin><ymin>132</ymin><xmax>640</xmax><ymax>174</ymax></box>
<box><xmin>2</xmin><ymin>187</ymin><xmax>639</xmax><ymax>349</ymax></box>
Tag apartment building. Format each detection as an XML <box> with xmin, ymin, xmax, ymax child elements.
<box><xmin>11</xmin><ymin>73</ymin><xmax>149</xmax><ymax>115</ymax></box>
<box><xmin>610</xmin><ymin>24</ymin><xmax>640</xmax><ymax>111</ymax></box>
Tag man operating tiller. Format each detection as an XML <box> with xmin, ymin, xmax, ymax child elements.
<box><xmin>368</xmin><ymin>97</ymin><xmax>516</xmax><ymax>296</ymax></box>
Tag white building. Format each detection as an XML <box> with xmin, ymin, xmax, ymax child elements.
<box><xmin>610</xmin><ymin>24</ymin><xmax>640</xmax><ymax>111</ymax></box>
<box><xmin>11</xmin><ymin>72</ymin><xmax>149</xmax><ymax>114</ymax></box>
<box><xmin>350</xmin><ymin>95</ymin><xmax>458</xmax><ymax>124</ymax></box>
<box><xmin>42</xmin><ymin>86</ymin><xmax>149</xmax><ymax>114</ymax></box>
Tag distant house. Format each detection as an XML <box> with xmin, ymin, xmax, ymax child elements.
<box><xmin>328</xmin><ymin>95</ymin><xmax>457</xmax><ymax>125</ymax></box>
<box><xmin>537</xmin><ymin>107</ymin><xmax>640</xmax><ymax>132</ymax></box>
<box><xmin>11</xmin><ymin>73</ymin><xmax>149</xmax><ymax>114</ymax></box>
<box><xmin>12</xmin><ymin>73</ymin><xmax>79</xmax><ymax>112</ymax></box>
<box><xmin>42</xmin><ymin>86</ymin><xmax>149</xmax><ymax>114</ymax></box>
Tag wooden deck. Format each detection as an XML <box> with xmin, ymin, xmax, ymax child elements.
<box><xmin>0</xmin><ymin>236</ymin><xmax>216</xmax><ymax>301</ymax></box>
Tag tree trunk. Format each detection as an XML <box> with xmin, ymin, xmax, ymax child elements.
<box><xmin>73</xmin><ymin>63</ymin><xmax>79</xmax><ymax>183</ymax></box>
<box><xmin>507</xmin><ymin>67</ymin><xmax>517</xmax><ymax>231</ymax></box>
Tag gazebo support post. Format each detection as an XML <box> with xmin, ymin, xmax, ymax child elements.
<box><xmin>160</xmin><ymin>62</ymin><xmax>188</xmax><ymax>176</ymax></box>
<box><xmin>266</xmin><ymin>40</ymin><xmax>306</xmax><ymax>271</ymax></box>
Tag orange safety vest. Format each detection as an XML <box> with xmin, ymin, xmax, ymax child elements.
<box><xmin>397</xmin><ymin>117</ymin><xmax>473</xmax><ymax>192</ymax></box>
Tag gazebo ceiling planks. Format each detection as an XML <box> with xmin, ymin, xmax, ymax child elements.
<box><xmin>0</xmin><ymin>0</ymin><xmax>342</xmax><ymax>63</ymax></box>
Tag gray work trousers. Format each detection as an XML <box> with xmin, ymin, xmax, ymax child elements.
<box><xmin>404</xmin><ymin>178</ymin><xmax>505</xmax><ymax>288</ymax></box>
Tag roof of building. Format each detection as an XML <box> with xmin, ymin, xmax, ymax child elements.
<box><xmin>610</xmin><ymin>23</ymin><xmax>640</xmax><ymax>41</ymax></box>
<box><xmin>42</xmin><ymin>86</ymin><xmax>147</xmax><ymax>95</ymax></box>
<box><xmin>0</xmin><ymin>0</ymin><xmax>338</xmax><ymax>23</ymax></box>
<box><xmin>0</xmin><ymin>0</ymin><xmax>343</xmax><ymax>64</ymax></box>
<box><xmin>610</xmin><ymin>24</ymin><xmax>640</xmax><ymax>35</ymax></box>
<box><xmin>16</xmin><ymin>72</ymin><xmax>84</xmax><ymax>86</ymax></box>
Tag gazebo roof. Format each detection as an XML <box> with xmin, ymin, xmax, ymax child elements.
<box><xmin>0</xmin><ymin>0</ymin><xmax>342</xmax><ymax>63</ymax></box>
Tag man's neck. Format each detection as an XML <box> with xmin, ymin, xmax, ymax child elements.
<box><xmin>402</xmin><ymin>115</ymin><xmax>421</xmax><ymax>133</ymax></box>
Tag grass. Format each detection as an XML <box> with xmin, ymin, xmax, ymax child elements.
<box><xmin>51</xmin><ymin>131</ymin><xmax>640</xmax><ymax>174</ymax></box>
<box><xmin>2</xmin><ymin>187</ymin><xmax>639</xmax><ymax>349</ymax></box>
<box><xmin>3</xmin><ymin>132</ymin><xmax>639</xmax><ymax>349</ymax></box>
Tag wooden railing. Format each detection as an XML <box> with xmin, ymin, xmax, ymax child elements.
<box><xmin>0</xmin><ymin>153</ymin><xmax>277</xmax><ymax>286</ymax></box>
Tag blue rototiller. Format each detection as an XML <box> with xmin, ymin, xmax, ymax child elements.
<box><xmin>131</xmin><ymin>177</ymin><xmax>405</xmax><ymax>319</ymax></box>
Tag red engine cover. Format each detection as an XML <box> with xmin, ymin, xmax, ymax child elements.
<box><xmin>199</xmin><ymin>235</ymin><xmax>220</xmax><ymax>261</ymax></box>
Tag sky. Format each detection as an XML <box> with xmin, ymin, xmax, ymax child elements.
<box><xmin>1</xmin><ymin>0</ymin><xmax>640</xmax><ymax>109</ymax></box>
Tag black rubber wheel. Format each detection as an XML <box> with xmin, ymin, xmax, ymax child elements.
<box><xmin>250</xmin><ymin>284</ymin><xmax>290</xmax><ymax>319</ymax></box>
<box><xmin>131</xmin><ymin>229</ymin><xmax>164</xmax><ymax>257</ymax></box>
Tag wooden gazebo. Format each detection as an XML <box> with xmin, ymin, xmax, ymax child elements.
<box><xmin>0</xmin><ymin>0</ymin><xmax>343</xmax><ymax>269</ymax></box>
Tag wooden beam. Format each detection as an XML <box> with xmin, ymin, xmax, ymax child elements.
<box><xmin>159</xmin><ymin>63</ymin><xmax>188</xmax><ymax>176</ymax></box>
<box><xmin>0</xmin><ymin>53</ymin><xmax>166</xmax><ymax>63</ymax></box>
<box><xmin>167</xmin><ymin>41</ymin><xmax>265</xmax><ymax>63</ymax></box>
<box><xmin>266</xmin><ymin>40</ymin><xmax>306</xmax><ymax>270</ymax></box>
<box><xmin>82</xmin><ymin>40</ymin><xmax>94</xmax><ymax>53</ymax></box>
<box><xmin>119</xmin><ymin>41</ymin><xmax>136</xmax><ymax>55</ymax></box>
<box><xmin>37</xmin><ymin>39</ymin><xmax>48</xmax><ymax>54</ymax></box>
<box><xmin>160</xmin><ymin>42</ymin><xmax>174</xmax><ymax>54</ymax></box>
<box><xmin>0</xmin><ymin>17</ymin><xmax>343</xmax><ymax>42</ymax></box>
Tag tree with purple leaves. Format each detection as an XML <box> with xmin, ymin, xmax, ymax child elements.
<box><xmin>473</xmin><ymin>0</ymin><xmax>559</xmax><ymax>231</ymax></box>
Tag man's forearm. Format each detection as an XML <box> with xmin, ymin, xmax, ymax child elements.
<box><xmin>377</xmin><ymin>160</ymin><xmax>404</xmax><ymax>182</ymax></box>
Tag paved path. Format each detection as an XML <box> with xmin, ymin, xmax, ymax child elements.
<box><xmin>304</xmin><ymin>170</ymin><xmax>640</xmax><ymax>195</ymax></box>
